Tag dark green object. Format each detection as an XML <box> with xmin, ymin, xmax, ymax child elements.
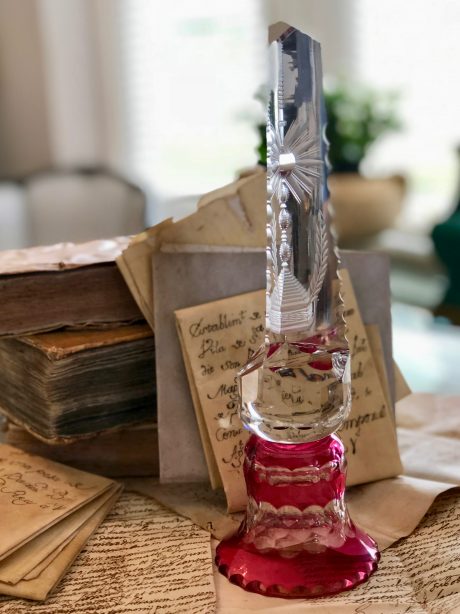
<box><xmin>433</xmin><ymin>215</ymin><xmax>460</xmax><ymax>307</ymax></box>
<box><xmin>256</xmin><ymin>123</ymin><xmax>267</xmax><ymax>167</ymax></box>
<box><xmin>432</xmin><ymin>146</ymin><xmax>460</xmax><ymax>317</ymax></box>
<box><xmin>325</xmin><ymin>83</ymin><xmax>400</xmax><ymax>173</ymax></box>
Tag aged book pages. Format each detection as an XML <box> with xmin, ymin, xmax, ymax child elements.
<box><xmin>0</xmin><ymin>237</ymin><xmax>131</xmax><ymax>274</ymax></box>
<box><xmin>0</xmin><ymin>237</ymin><xmax>143</xmax><ymax>338</ymax></box>
<box><xmin>0</xmin><ymin>445</ymin><xmax>114</xmax><ymax>560</ymax></box>
<box><xmin>4</xmin><ymin>422</ymin><xmax>159</xmax><ymax>478</ymax></box>
<box><xmin>0</xmin><ymin>324</ymin><xmax>156</xmax><ymax>442</ymax></box>
<box><xmin>175</xmin><ymin>271</ymin><xmax>401</xmax><ymax>511</ymax></box>
<box><xmin>21</xmin><ymin>323</ymin><xmax>153</xmax><ymax>357</ymax></box>
<box><xmin>214</xmin><ymin>490</ymin><xmax>460</xmax><ymax>614</ymax></box>
<box><xmin>0</xmin><ymin>492</ymin><xmax>216</xmax><ymax>613</ymax></box>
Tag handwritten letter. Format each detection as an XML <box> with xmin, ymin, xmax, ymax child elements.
<box><xmin>0</xmin><ymin>444</ymin><xmax>113</xmax><ymax>560</ymax></box>
<box><xmin>0</xmin><ymin>492</ymin><xmax>216</xmax><ymax>612</ymax></box>
<box><xmin>176</xmin><ymin>270</ymin><xmax>402</xmax><ymax>511</ymax></box>
<box><xmin>338</xmin><ymin>269</ymin><xmax>402</xmax><ymax>485</ymax></box>
<box><xmin>176</xmin><ymin>291</ymin><xmax>264</xmax><ymax>511</ymax></box>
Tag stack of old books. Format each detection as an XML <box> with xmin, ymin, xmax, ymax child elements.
<box><xmin>0</xmin><ymin>237</ymin><xmax>158</xmax><ymax>476</ymax></box>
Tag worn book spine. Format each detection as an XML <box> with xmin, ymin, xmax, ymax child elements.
<box><xmin>0</xmin><ymin>264</ymin><xmax>144</xmax><ymax>337</ymax></box>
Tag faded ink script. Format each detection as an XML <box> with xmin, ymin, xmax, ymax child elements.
<box><xmin>337</xmin><ymin>269</ymin><xmax>402</xmax><ymax>486</ymax></box>
<box><xmin>176</xmin><ymin>291</ymin><xmax>264</xmax><ymax>511</ymax></box>
<box><xmin>0</xmin><ymin>444</ymin><xmax>112</xmax><ymax>560</ymax></box>
<box><xmin>0</xmin><ymin>492</ymin><xmax>216</xmax><ymax>614</ymax></box>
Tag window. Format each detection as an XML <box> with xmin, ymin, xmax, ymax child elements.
<box><xmin>354</xmin><ymin>0</ymin><xmax>460</xmax><ymax>232</ymax></box>
<box><xmin>118</xmin><ymin>0</ymin><xmax>264</xmax><ymax>221</ymax></box>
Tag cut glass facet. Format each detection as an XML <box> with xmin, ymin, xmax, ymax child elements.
<box><xmin>216</xmin><ymin>23</ymin><xmax>379</xmax><ymax>599</ymax></box>
<box><xmin>240</xmin><ymin>25</ymin><xmax>351</xmax><ymax>444</ymax></box>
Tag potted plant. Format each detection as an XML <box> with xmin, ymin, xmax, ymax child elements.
<box><xmin>255</xmin><ymin>82</ymin><xmax>404</xmax><ymax>243</ymax></box>
<box><xmin>325</xmin><ymin>82</ymin><xmax>404</xmax><ymax>243</ymax></box>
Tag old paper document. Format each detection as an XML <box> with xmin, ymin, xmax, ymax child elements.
<box><xmin>125</xmin><ymin>478</ymin><xmax>242</xmax><ymax>540</ymax></box>
<box><xmin>214</xmin><ymin>490</ymin><xmax>460</xmax><ymax>614</ymax></box>
<box><xmin>176</xmin><ymin>290</ymin><xmax>262</xmax><ymax>510</ymax></box>
<box><xmin>0</xmin><ymin>485</ymin><xmax>121</xmax><ymax>601</ymax></box>
<box><xmin>397</xmin><ymin>392</ymin><xmax>460</xmax><ymax>486</ymax></box>
<box><xmin>154</xmin><ymin>249</ymin><xmax>268</xmax><ymax>483</ymax></box>
<box><xmin>0</xmin><ymin>491</ymin><xmax>216</xmax><ymax>613</ymax></box>
<box><xmin>0</xmin><ymin>444</ymin><xmax>113</xmax><ymax>560</ymax></box>
<box><xmin>175</xmin><ymin>271</ymin><xmax>401</xmax><ymax>511</ymax></box>
<box><xmin>338</xmin><ymin>269</ymin><xmax>402</xmax><ymax>484</ymax></box>
<box><xmin>0</xmin><ymin>484</ymin><xmax>119</xmax><ymax>585</ymax></box>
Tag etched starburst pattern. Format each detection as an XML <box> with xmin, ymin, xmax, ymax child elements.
<box><xmin>267</xmin><ymin>105</ymin><xmax>323</xmax><ymax>205</ymax></box>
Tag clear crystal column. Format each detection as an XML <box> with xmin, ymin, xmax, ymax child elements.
<box><xmin>216</xmin><ymin>24</ymin><xmax>379</xmax><ymax>598</ymax></box>
<box><xmin>240</xmin><ymin>25</ymin><xmax>350</xmax><ymax>444</ymax></box>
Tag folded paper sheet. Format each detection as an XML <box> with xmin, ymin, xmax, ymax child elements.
<box><xmin>0</xmin><ymin>485</ymin><xmax>119</xmax><ymax>585</ymax></box>
<box><xmin>0</xmin><ymin>445</ymin><xmax>119</xmax><ymax>601</ymax></box>
<box><xmin>0</xmin><ymin>445</ymin><xmax>114</xmax><ymax>560</ymax></box>
<box><xmin>175</xmin><ymin>269</ymin><xmax>402</xmax><ymax>511</ymax></box>
<box><xmin>0</xmin><ymin>486</ymin><xmax>121</xmax><ymax>601</ymax></box>
<box><xmin>0</xmin><ymin>492</ymin><xmax>216</xmax><ymax>613</ymax></box>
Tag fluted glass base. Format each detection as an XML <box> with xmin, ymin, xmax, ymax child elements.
<box><xmin>216</xmin><ymin>434</ymin><xmax>379</xmax><ymax>598</ymax></box>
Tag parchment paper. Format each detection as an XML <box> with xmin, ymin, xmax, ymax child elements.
<box><xmin>0</xmin><ymin>485</ymin><xmax>120</xmax><ymax>585</ymax></box>
<box><xmin>0</xmin><ymin>486</ymin><xmax>121</xmax><ymax>601</ymax></box>
<box><xmin>0</xmin><ymin>491</ymin><xmax>216</xmax><ymax>612</ymax></box>
<box><xmin>0</xmin><ymin>445</ymin><xmax>113</xmax><ymax>560</ymax></box>
<box><xmin>175</xmin><ymin>271</ymin><xmax>401</xmax><ymax>511</ymax></box>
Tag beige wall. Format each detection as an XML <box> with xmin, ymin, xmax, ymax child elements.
<box><xmin>0</xmin><ymin>0</ymin><xmax>51</xmax><ymax>178</ymax></box>
<box><xmin>263</xmin><ymin>0</ymin><xmax>356</xmax><ymax>77</ymax></box>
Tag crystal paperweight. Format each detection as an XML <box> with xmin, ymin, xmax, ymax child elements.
<box><xmin>215</xmin><ymin>23</ymin><xmax>379</xmax><ymax>598</ymax></box>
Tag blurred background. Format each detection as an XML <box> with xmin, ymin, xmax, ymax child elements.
<box><xmin>0</xmin><ymin>0</ymin><xmax>459</xmax><ymax>392</ymax></box>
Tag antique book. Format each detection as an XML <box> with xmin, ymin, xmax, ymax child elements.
<box><xmin>4</xmin><ymin>421</ymin><xmax>159</xmax><ymax>477</ymax></box>
<box><xmin>0</xmin><ymin>324</ymin><xmax>156</xmax><ymax>442</ymax></box>
<box><xmin>0</xmin><ymin>237</ymin><xmax>143</xmax><ymax>337</ymax></box>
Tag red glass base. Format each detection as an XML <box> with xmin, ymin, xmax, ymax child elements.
<box><xmin>216</xmin><ymin>434</ymin><xmax>379</xmax><ymax>598</ymax></box>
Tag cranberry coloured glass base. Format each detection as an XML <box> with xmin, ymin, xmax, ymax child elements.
<box><xmin>216</xmin><ymin>434</ymin><xmax>379</xmax><ymax>598</ymax></box>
